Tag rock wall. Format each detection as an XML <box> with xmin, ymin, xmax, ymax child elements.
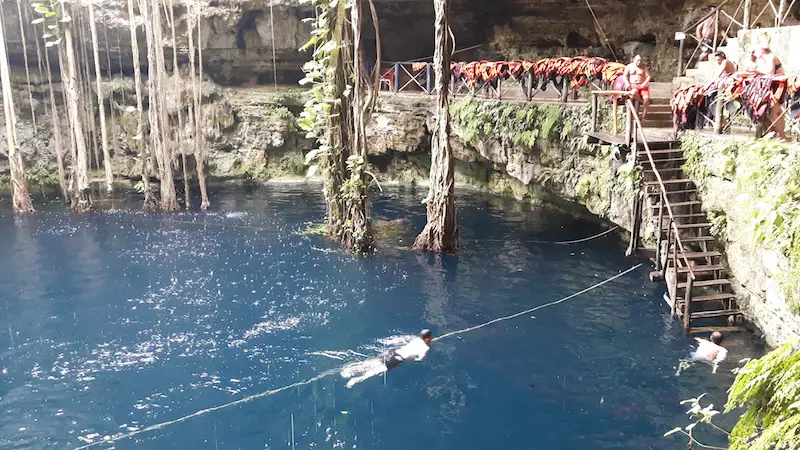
<box><xmin>680</xmin><ymin>133</ymin><xmax>800</xmax><ymax>346</ymax></box>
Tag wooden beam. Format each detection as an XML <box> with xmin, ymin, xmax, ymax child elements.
<box><xmin>743</xmin><ymin>0</ymin><xmax>752</xmax><ymax>29</ymax></box>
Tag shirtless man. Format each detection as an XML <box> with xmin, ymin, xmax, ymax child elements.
<box><xmin>752</xmin><ymin>43</ymin><xmax>786</xmax><ymax>139</ymax></box>
<box><xmin>340</xmin><ymin>329</ymin><xmax>433</xmax><ymax>388</ymax></box>
<box><xmin>692</xmin><ymin>332</ymin><xmax>728</xmax><ymax>373</ymax></box>
<box><xmin>696</xmin><ymin>8</ymin><xmax>726</xmax><ymax>61</ymax></box>
<box><xmin>623</xmin><ymin>55</ymin><xmax>651</xmax><ymax>120</ymax></box>
<box><xmin>713</xmin><ymin>51</ymin><xmax>736</xmax><ymax>78</ymax></box>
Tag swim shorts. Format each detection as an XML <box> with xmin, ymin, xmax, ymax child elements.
<box><xmin>382</xmin><ymin>350</ymin><xmax>405</xmax><ymax>371</ymax></box>
<box><xmin>701</xmin><ymin>38</ymin><xmax>713</xmax><ymax>54</ymax></box>
<box><xmin>632</xmin><ymin>85</ymin><xmax>651</xmax><ymax>101</ymax></box>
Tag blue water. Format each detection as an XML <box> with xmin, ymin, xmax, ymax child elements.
<box><xmin>0</xmin><ymin>185</ymin><xmax>760</xmax><ymax>449</ymax></box>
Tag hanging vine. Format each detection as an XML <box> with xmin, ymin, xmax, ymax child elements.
<box><xmin>32</xmin><ymin>0</ymin><xmax>92</xmax><ymax>210</ymax></box>
<box><xmin>299</xmin><ymin>0</ymin><xmax>378</xmax><ymax>254</ymax></box>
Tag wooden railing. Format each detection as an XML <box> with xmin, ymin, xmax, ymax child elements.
<box><xmin>378</xmin><ymin>61</ymin><xmax>574</xmax><ymax>102</ymax></box>
<box><xmin>625</xmin><ymin>98</ymin><xmax>698</xmax><ymax>325</ymax></box>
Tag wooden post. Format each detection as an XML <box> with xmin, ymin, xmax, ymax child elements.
<box><xmin>671</xmin><ymin>234</ymin><xmax>679</xmax><ymax>316</ymax></box>
<box><xmin>677</xmin><ymin>38</ymin><xmax>685</xmax><ymax>77</ymax></box>
<box><xmin>713</xmin><ymin>9</ymin><xmax>720</xmax><ymax>52</ymax></box>
<box><xmin>684</xmin><ymin>276</ymin><xmax>695</xmax><ymax>331</ymax></box>
<box><xmin>393</xmin><ymin>62</ymin><xmax>399</xmax><ymax>92</ymax></box>
<box><xmin>426</xmin><ymin>62</ymin><xmax>432</xmax><ymax>94</ymax></box>
<box><xmin>743</xmin><ymin>0</ymin><xmax>752</xmax><ymax>30</ymax></box>
<box><xmin>713</xmin><ymin>95</ymin><xmax>724</xmax><ymax>134</ymax></box>
<box><xmin>497</xmin><ymin>78</ymin><xmax>502</xmax><ymax>100</ymax></box>
<box><xmin>613</xmin><ymin>100</ymin><xmax>619</xmax><ymax>134</ymax></box>
<box><xmin>655</xmin><ymin>193</ymin><xmax>665</xmax><ymax>271</ymax></box>
<box><xmin>591</xmin><ymin>94</ymin><xmax>598</xmax><ymax>132</ymax></box>
<box><xmin>777</xmin><ymin>0</ymin><xmax>787</xmax><ymax>26</ymax></box>
<box><xmin>624</xmin><ymin>103</ymin><xmax>633</xmax><ymax>148</ymax></box>
<box><xmin>626</xmin><ymin>190</ymin><xmax>643</xmax><ymax>257</ymax></box>
<box><xmin>662</xmin><ymin>227</ymin><xmax>673</xmax><ymax>280</ymax></box>
<box><xmin>560</xmin><ymin>79</ymin><xmax>569</xmax><ymax>103</ymax></box>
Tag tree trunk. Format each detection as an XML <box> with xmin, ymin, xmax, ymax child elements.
<box><xmin>342</xmin><ymin>0</ymin><xmax>373</xmax><ymax>253</ymax></box>
<box><xmin>88</xmin><ymin>0</ymin><xmax>114</xmax><ymax>193</ymax></box>
<box><xmin>76</xmin><ymin>8</ymin><xmax>100</xmax><ymax>174</ymax></box>
<box><xmin>41</xmin><ymin>22</ymin><xmax>68</xmax><ymax>201</ymax></box>
<box><xmin>195</xmin><ymin>3</ymin><xmax>210</xmax><ymax>210</ymax></box>
<box><xmin>150</xmin><ymin>0</ymin><xmax>178</xmax><ymax>211</ymax></box>
<box><xmin>140</xmin><ymin>0</ymin><xmax>178</xmax><ymax>211</ymax></box>
<box><xmin>15</xmin><ymin>0</ymin><xmax>37</xmax><ymax>133</ymax></box>
<box><xmin>61</xmin><ymin>2</ymin><xmax>92</xmax><ymax>210</ymax></box>
<box><xmin>167</xmin><ymin>0</ymin><xmax>190</xmax><ymax>209</ymax></box>
<box><xmin>127</xmin><ymin>0</ymin><xmax>153</xmax><ymax>208</ymax></box>
<box><xmin>0</xmin><ymin>11</ymin><xmax>34</xmax><ymax>213</ymax></box>
<box><xmin>412</xmin><ymin>0</ymin><xmax>458</xmax><ymax>253</ymax></box>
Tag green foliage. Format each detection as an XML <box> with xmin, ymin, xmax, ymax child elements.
<box><xmin>24</xmin><ymin>167</ymin><xmax>60</xmax><ymax>187</ymax></box>
<box><xmin>725</xmin><ymin>340</ymin><xmax>800</xmax><ymax>450</ymax></box>
<box><xmin>297</xmin><ymin>222</ymin><xmax>329</xmax><ymax>236</ymax></box>
<box><xmin>681</xmin><ymin>133</ymin><xmax>738</xmax><ymax>182</ymax></box>
<box><xmin>450</xmin><ymin>98</ymin><xmax>567</xmax><ymax>149</ymax></box>
<box><xmin>682</xmin><ymin>134</ymin><xmax>800</xmax><ymax>313</ymax></box>
<box><xmin>708</xmin><ymin>210</ymin><xmax>728</xmax><ymax>242</ymax></box>
<box><xmin>664</xmin><ymin>394</ymin><xmax>729</xmax><ymax>449</ymax></box>
<box><xmin>30</xmin><ymin>1</ymin><xmax>67</xmax><ymax>48</ymax></box>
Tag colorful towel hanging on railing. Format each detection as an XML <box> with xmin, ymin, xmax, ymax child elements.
<box><xmin>411</xmin><ymin>62</ymin><xmax>428</xmax><ymax>73</ymax></box>
<box><xmin>446</xmin><ymin>57</ymin><xmax>616</xmax><ymax>90</ymax></box>
<box><xmin>671</xmin><ymin>72</ymin><xmax>792</xmax><ymax>129</ymax></box>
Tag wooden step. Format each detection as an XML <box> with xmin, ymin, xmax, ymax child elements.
<box><xmin>679</xmin><ymin>293</ymin><xmax>736</xmax><ymax>304</ymax></box>
<box><xmin>678</xmin><ymin>279</ymin><xmax>731</xmax><ymax>288</ymax></box>
<box><xmin>637</xmin><ymin>149</ymin><xmax>682</xmax><ymax>156</ymax></box>
<box><xmin>641</xmin><ymin>120</ymin><xmax>674</xmax><ymax>128</ymax></box>
<box><xmin>680</xmin><ymin>236</ymin><xmax>717</xmax><ymax>243</ymax></box>
<box><xmin>644</xmin><ymin>167</ymin><xmax>684</xmax><ymax>173</ymax></box>
<box><xmin>645</xmin><ymin>179</ymin><xmax>695</xmax><ymax>186</ymax></box>
<box><xmin>677</xmin><ymin>264</ymin><xmax>725</xmax><ymax>274</ymax></box>
<box><xmin>652</xmin><ymin>200</ymin><xmax>701</xmax><ymax>208</ymax></box>
<box><xmin>689</xmin><ymin>326</ymin><xmax>746</xmax><ymax>334</ymax></box>
<box><xmin>648</xmin><ymin>157</ymin><xmax>687</xmax><ymax>164</ymax></box>
<box><xmin>682</xmin><ymin>251</ymin><xmax>722</xmax><ymax>259</ymax></box>
<box><xmin>646</xmin><ymin>188</ymin><xmax>696</xmax><ymax>196</ymax></box>
<box><xmin>668</xmin><ymin>214</ymin><xmax>707</xmax><ymax>221</ymax></box>
<box><xmin>673</xmin><ymin>222</ymin><xmax>712</xmax><ymax>229</ymax></box>
<box><xmin>691</xmin><ymin>309</ymin><xmax>742</xmax><ymax>320</ymax></box>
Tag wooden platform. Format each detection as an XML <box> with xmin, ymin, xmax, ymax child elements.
<box><xmin>586</xmin><ymin>129</ymin><xmax>678</xmax><ymax>148</ymax></box>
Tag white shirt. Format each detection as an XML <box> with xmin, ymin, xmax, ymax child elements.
<box><xmin>394</xmin><ymin>337</ymin><xmax>430</xmax><ymax>361</ymax></box>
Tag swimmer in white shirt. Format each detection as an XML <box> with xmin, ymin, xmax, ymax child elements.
<box><xmin>341</xmin><ymin>329</ymin><xmax>433</xmax><ymax>388</ymax></box>
<box><xmin>692</xmin><ymin>331</ymin><xmax>728</xmax><ymax>373</ymax></box>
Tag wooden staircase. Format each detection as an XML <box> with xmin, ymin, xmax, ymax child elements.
<box><xmin>635</xmin><ymin>144</ymin><xmax>744</xmax><ymax>334</ymax></box>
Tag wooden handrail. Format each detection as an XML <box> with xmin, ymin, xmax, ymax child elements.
<box><xmin>624</xmin><ymin>99</ymin><xmax>697</xmax><ymax>281</ymax></box>
<box><xmin>680</xmin><ymin>0</ymin><xmax>732</xmax><ymax>34</ymax></box>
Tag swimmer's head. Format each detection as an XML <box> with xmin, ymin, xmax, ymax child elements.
<box><xmin>420</xmin><ymin>329</ymin><xmax>433</xmax><ymax>344</ymax></box>
<box><xmin>710</xmin><ymin>331</ymin><xmax>724</xmax><ymax>345</ymax></box>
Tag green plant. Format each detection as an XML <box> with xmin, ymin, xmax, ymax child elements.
<box><xmin>664</xmin><ymin>394</ymin><xmax>729</xmax><ymax>450</ymax></box>
<box><xmin>725</xmin><ymin>340</ymin><xmax>800</xmax><ymax>450</ymax></box>
<box><xmin>707</xmin><ymin>210</ymin><xmax>728</xmax><ymax>242</ymax></box>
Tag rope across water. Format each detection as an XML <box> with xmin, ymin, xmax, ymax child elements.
<box><xmin>72</xmin><ymin>263</ymin><xmax>642</xmax><ymax>449</ymax></box>
<box><xmin>434</xmin><ymin>263</ymin><xmax>642</xmax><ymax>341</ymax></box>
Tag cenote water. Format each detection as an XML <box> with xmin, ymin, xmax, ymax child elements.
<box><xmin>0</xmin><ymin>185</ymin><xmax>761</xmax><ymax>449</ymax></box>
